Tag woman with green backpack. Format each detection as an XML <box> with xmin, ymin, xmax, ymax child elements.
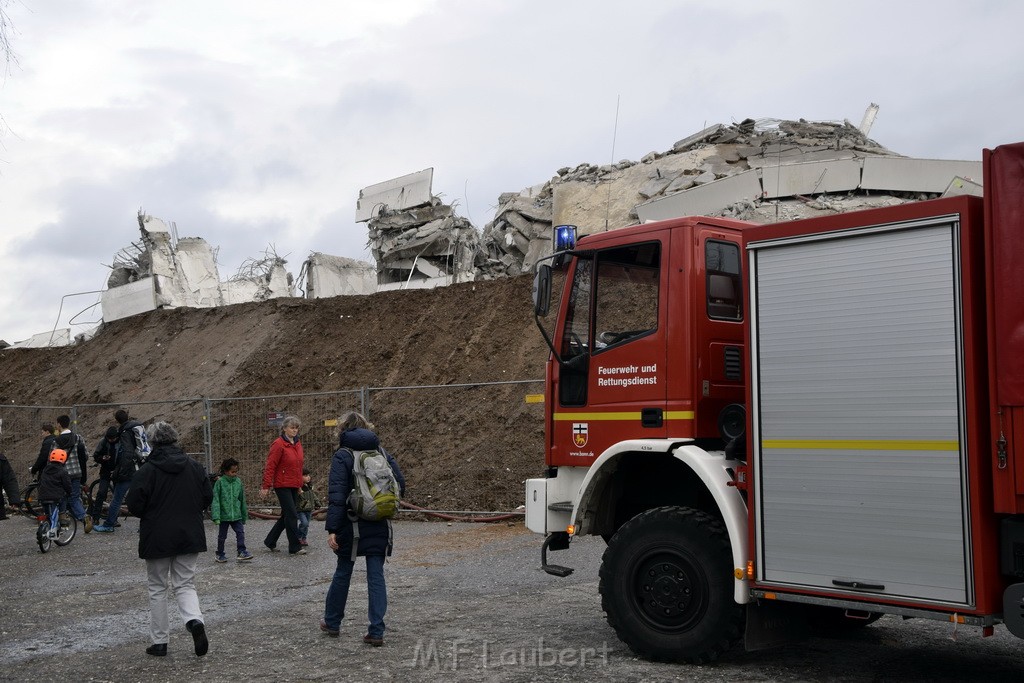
<box><xmin>320</xmin><ymin>411</ymin><xmax>405</xmax><ymax>646</ymax></box>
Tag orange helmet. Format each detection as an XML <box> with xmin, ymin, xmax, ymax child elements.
<box><xmin>49</xmin><ymin>448</ymin><xmax>68</xmax><ymax>464</ymax></box>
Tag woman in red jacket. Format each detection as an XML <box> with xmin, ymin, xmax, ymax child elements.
<box><xmin>259</xmin><ymin>415</ymin><xmax>306</xmax><ymax>555</ymax></box>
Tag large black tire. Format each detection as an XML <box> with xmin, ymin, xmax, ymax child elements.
<box><xmin>599</xmin><ymin>506</ymin><xmax>743</xmax><ymax>663</ymax></box>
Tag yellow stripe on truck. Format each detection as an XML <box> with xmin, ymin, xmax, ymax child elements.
<box><xmin>761</xmin><ymin>439</ymin><xmax>960</xmax><ymax>451</ymax></box>
<box><xmin>553</xmin><ymin>411</ymin><xmax>694</xmax><ymax>421</ymax></box>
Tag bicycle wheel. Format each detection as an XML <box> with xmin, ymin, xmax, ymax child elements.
<box><xmin>22</xmin><ymin>483</ymin><xmax>39</xmax><ymax>517</ymax></box>
<box><xmin>37</xmin><ymin>521</ymin><xmax>52</xmax><ymax>553</ymax></box>
<box><xmin>55</xmin><ymin>515</ymin><xmax>77</xmax><ymax>546</ymax></box>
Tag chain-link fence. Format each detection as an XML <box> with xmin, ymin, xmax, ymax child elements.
<box><xmin>0</xmin><ymin>404</ymin><xmax>73</xmax><ymax>481</ymax></box>
<box><xmin>206</xmin><ymin>389</ymin><xmax>364</xmax><ymax>503</ymax></box>
<box><xmin>1</xmin><ymin>380</ymin><xmax>544</xmax><ymax>512</ymax></box>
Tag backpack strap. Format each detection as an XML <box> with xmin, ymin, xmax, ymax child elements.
<box><xmin>349</xmin><ymin>511</ymin><xmax>360</xmax><ymax>562</ymax></box>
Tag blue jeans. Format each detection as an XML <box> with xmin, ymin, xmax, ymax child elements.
<box><xmin>323</xmin><ymin>554</ymin><xmax>387</xmax><ymax>638</ymax></box>
<box><xmin>104</xmin><ymin>480</ymin><xmax>131</xmax><ymax>527</ymax></box>
<box><xmin>58</xmin><ymin>477</ymin><xmax>87</xmax><ymax>521</ymax></box>
<box><xmin>297</xmin><ymin>511</ymin><xmax>311</xmax><ymax>541</ymax></box>
<box><xmin>217</xmin><ymin>520</ymin><xmax>248</xmax><ymax>556</ymax></box>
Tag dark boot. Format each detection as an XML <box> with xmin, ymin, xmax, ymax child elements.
<box><xmin>146</xmin><ymin>643</ymin><xmax>167</xmax><ymax>656</ymax></box>
<box><xmin>186</xmin><ymin>619</ymin><xmax>209</xmax><ymax>656</ymax></box>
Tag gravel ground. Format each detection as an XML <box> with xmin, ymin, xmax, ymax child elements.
<box><xmin>2</xmin><ymin>512</ymin><xmax>1023</xmax><ymax>682</ymax></box>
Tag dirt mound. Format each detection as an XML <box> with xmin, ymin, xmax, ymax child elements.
<box><xmin>0</xmin><ymin>276</ymin><xmax>550</xmax><ymax>511</ymax></box>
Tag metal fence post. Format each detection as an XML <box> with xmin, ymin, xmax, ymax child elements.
<box><xmin>361</xmin><ymin>387</ymin><xmax>368</xmax><ymax>422</ymax></box>
<box><xmin>203</xmin><ymin>398</ymin><xmax>213</xmax><ymax>471</ymax></box>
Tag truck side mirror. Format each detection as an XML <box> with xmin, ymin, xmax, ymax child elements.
<box><xmin>533</xmin><ymin>264</ymin><xmax>552</xmax><ymax>317</ymax></box>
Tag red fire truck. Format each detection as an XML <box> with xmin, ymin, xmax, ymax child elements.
<box><xmin>526</xmin><ymin>142</ymin><xmax>1024</xmax><ymax>663</ymax></box>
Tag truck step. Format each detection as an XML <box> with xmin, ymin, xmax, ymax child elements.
<box><xmin>547</xmin><ymin>501</ymin><xmax>573</xmax><ymax>512</ymax></box>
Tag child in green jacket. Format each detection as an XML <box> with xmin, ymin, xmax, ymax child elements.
<box><xmin>296</xmin><ymin>468</ymin><xmax>320</xmax><ymax>547</ymax></box>
<box><xmin>211</xmin><ymin>458</ymin><xmax>252</xmax><ymax>562</ymax></box>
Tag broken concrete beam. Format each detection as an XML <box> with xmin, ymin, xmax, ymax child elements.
<box><xmin>673</xmin><ymin>124</ymin><xmax>725</xmax><ymax>152</ymax></box>
<box><xmin>638</xmin><ymin>176</ymin><xmax>673</xmax><ymax>199</ymax></box>
<box><xmin>370</xmin><ymin>202</ymin><xmax>453</xmax><ymax>231</ymax></box>
<box><xmin>861</xmin><ymin>157</ymin><xmax>983</xmax><ymax>193</ymax></box>
<box><xmin>760</xmin><ymin>158</ymin><xmax>863</xmax><ymax>199</ymax></box>
<box><xmin>636</xmin><ymin>169</ymin><xmax>763</xmax><ymax>223</ymax></box>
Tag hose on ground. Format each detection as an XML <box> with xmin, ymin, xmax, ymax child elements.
<box><xmin>248</xmin><ymin>501</ymin><xmax>523</xmax><ymax>523</ymax></box>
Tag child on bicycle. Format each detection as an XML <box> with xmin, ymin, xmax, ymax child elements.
<box><xmin>296</xmin><ymin>468</ymin><xmax>319</xmax><ymax>547</ymax></box>
<box><xmin>38</xmin><ymin>448</ymin><xmax>73</xmax><ymax>529</ymax></box>
<box><xmin>211</xmin><ymin>458</ymin><xmax>253</xmax><ymax>563</ymax></box>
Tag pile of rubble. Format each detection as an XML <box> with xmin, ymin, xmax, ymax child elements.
<box><xmin>475</xmin><ymin>113</ymin><xmax>981</xmax><ymax>277</ymax></box>
<box><xmin>476</xmin><ymin>188</ymin><xmax>554</xmax><ymax>279</ymax></box>
<box><xmin>367</xmin><ymin>198</ymin><xmax>479</xmax><ymax>290</ymax></box>
<box><xmin>28</xmin><ymin>111</ymin><xmax>980</xmax><ymax>349</ymax></box>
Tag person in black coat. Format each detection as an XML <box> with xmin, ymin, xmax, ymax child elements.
<box><xmin>89</xmin><ymin>426</ymin><xmax>120</xmax><ymax>525</ymax></box>
<box><xmin>321</xmin><ymin>411</ymin><xmax>405</xmax><ymax>646</ymax></box>
<box><xmin>37</xmin><ymin>449</ymin><xmax>73</xmax><ymax>511</ymax></box>
<box><xmin>95</xmin><ymin>410</ymin><xmax>144</xmax><ymax>532</ymax></box>
<box><xmin>29</xmin><ymin>423</ymin><xmax>57</xmax><ymax>476</ymax></box>
<box><xmin>0</xmin><ymin>452</ymin><xmax>20</xmax><ymax>519</ymax></box>
<box><xmin>126</xmin><ymin>422</ymin><xmax>213</xmax><ymax>659</ymax></box>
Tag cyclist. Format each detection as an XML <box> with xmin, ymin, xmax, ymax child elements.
<box><xmin>38</xmin><ymin>448</ymin><xmax>73</xmax><ymax>531</ymax></box>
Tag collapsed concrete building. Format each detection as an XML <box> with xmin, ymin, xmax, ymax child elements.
<box><xmin>355</xmin><ymin>169</ymin><xmax>479</xmax><ymax>291</ymax></box>
<box><xmin>475</xmin><ymin>112</ymin><xmax>982</xmax><ymax>278</ymax></box>
<box><xmin>8</xmin><ymin>109</ymin><xmax>986</xmax><ymax>348</ymax></box>
<box><xmin>100</xmin><ymin>214</ymin><xmax>294</xmax><ymax>324</ymax></box>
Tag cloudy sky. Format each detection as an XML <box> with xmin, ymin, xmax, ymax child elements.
<box><xmin>1</xmin><ymin>0</ymin><xmax>1022</xmax><ymax>344</ymax></box>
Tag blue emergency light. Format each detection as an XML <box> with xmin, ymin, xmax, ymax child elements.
<box><xmin>554</xmin><ymin>224</ymin><xmax>577</xmax><ymax>251</ymax></box>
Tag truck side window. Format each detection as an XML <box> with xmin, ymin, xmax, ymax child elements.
<box><xmin>561</xmin><ymin>256</ymin><xmax>592</xmax><ymax>360</ymax></box>
<box><xmin>706</xmin><ymin>240</ymin><xmax>742</xmax><ymax>321</ymax></box>
<box><xmin>594</xmin><ymin>242</ymin><xmax>660</xmax><ymax>350</ymax></box>
<box><xmin>559</xmin><ymin>255</ymin><xmax>593</xmax><ymax>406</ymax></box>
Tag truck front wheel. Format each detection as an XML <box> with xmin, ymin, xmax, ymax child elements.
<box><xmin>599</xmin><ymin>506</ymin><xmax>742</xmax><ymax>663</ymax></box>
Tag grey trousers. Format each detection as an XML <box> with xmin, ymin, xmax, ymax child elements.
<box><xmin>145</xmin><ymin>554</ymin><xmax>204</xmax><ymax>645</ymax></box>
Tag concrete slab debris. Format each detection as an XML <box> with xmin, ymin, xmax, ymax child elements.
<box><xmin>861</xmin><ymin>157</ymin><xmax>983</xmax><ymax>193</ymax></box>
<box><xmin>942</xmin><ymin>176</ymin><xmax>984</xmax><ymax>198</ymax></box>
<box><xmin>355</xmin><ymin>168</ymin><xmax>434</xmax><ymax>223</ymax></box>
<box><xmin>100</xmin><ymin>277</ymin><xmax>159</xmax><ymax>324</ymax></box>
<box><xmin>298</xmin><ymin>253</ymin><xmax>376</xmax><ymax>298</ymax></box>
<box><xmin>760</xmin><ymin>158</ymin><xmax>863</xmax><ymax>199</ymax></box>
<box><xmin>636</xmin><ymin>170</ymin><xmax>764</xmax><ymax>223</ymax></box>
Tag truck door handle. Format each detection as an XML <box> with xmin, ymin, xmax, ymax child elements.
<box><xmin>641</xmin><ymin>408</ymin><xmax>663</xmax><ymax>428</ymax></box>
<box><xmin>832</xmin><ymin>579</ymin><xmax>885</xmax><ymax>591</ymax></box>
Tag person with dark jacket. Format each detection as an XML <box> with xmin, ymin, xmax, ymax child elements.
<box><xmin>90</xmin><ymin>426</ymin><xmax>120</xmax><ymax>525</ymax></box>
<box><xmin>126</xmin><ymin>422</ymin><xmax>213</xmax><ymax>658</ymax></box>
<box><xmin>321</xmin><ymin>412</ymin><xmax>405</xmax><ymax>646</ymax></box>
<box><xmin>54</xmin><ymin>415</ymin><xmax>91</xmax><ymax>533</ymax></box>
<box><xmin>0</xmin><ymin>452</ymin><xmax>21</xmax><ymax>519</ymax></box>
<box><xmin>259</xmin><ymin>415</ymin><xmax>305</xmax><ymax>555</ymax></box>
<box><xmin>95</xmin><ymin>409</ymin><xmax>143</xmax><ymax>532</ymax></box>
<box><xmin>29</xmin><ymin>423</ymin><xmax>57</xmax><ymax>476</ymax></box>
<box><xmin>37</xmin><ymin>448</ymin><xmax>73</xmax><ymax>522</ymax></box>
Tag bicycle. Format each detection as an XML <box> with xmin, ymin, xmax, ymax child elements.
<box><xmin>36</xmin><ymin>502</ymin><xmax>77</xmax><ymax>553</ymax></box>
<box><xmin>22</xmin><ymin>473</ymin><xmax>90</xmax><ymax>519</ymax></box>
